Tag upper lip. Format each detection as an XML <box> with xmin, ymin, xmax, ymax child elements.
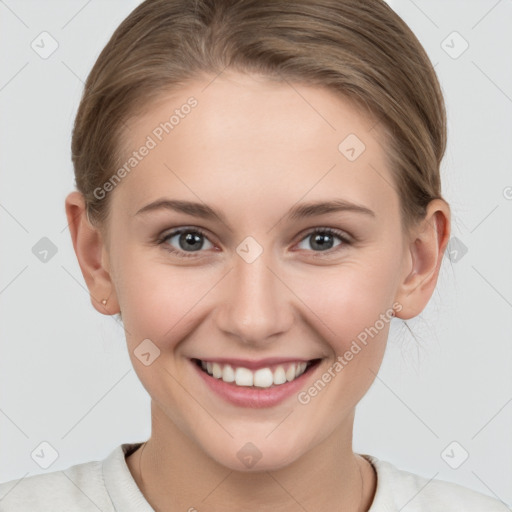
<box><xmin>192</xmin><ymin>357</ymin><xmax>319</xmax><ymax>370</ymax></box>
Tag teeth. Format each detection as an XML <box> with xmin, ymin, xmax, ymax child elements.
<box><xmin>285</xmin><ymin>365</ymin><xmax>296</xmax><ymax>382</ymax></box>
<box><xmin>222</xmin><ymin>364</ymin><xmax>235</xmax><ymax>383</ymax></box>
<box><xmin>199</xmin><ymin>360</ymin><xmax>311</xmax><ymax>387</ymax></box>
<box><xmin>253</xmin><ymin>368</ymin><xmax>274</xmax><ymax>388</ymax></box>
<box><xmin>212</xmin><ymin>362</ymin><xmax>223</xmax><ymax>379</ymax></box>
<box><xmin>235</xmin><ymin>367</ymin><xmax>253</xmax><ymax>386</ymax></box>
<box><xmin>273</xmin><ymin>365</ymin><xmax>287</xmax><ymax>385</ymax></box>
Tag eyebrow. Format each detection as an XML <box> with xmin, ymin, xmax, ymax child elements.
<box><xmin>135</xmin><ymin>198</ymin><xmax>375</xmax><ymax>226</ymax></box>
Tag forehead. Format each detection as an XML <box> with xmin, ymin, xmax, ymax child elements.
<box><xmin>115</xmin><ymin>72</ymin><xmax>397</xmax><ymax>221</ymax></box>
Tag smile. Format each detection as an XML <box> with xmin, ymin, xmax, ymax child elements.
<box><xmin>191</xmin><ymin>357</ymin><xmax>323</xmax><ymax>408</ymax></box>
<box><xmin>194</xmin><ymin>359</ymin><xmax>316</xmax><ymax>388</ymax></box>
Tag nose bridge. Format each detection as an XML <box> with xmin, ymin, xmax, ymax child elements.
<box><xmin>216</xmin><ymin>244</ymin><xmax>293</xmax><ymax>344</ymax></box>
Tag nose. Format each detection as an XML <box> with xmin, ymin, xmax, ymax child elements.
<box><xmin>214</xmin><ymin>247</ymin><xmax>295</xmax><ymax>346</ymax></box>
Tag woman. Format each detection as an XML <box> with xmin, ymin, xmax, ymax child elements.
<box><xmin>0</xmin><ymin>0</ymin><xmax>508</xmax><ymax>510</ymax></box>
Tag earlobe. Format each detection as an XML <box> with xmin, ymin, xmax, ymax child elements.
<box><xmin>64</xmin><ymin>191</ymin><xmax>120</xmax><ymax>315</ymax></box>
<box><xmin>394</xmin><ymin>199</ymin><xmax>451</xmax><ymax>320</ymax></box>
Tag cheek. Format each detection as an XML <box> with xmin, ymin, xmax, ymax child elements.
<box><xmin>114</xmin><ymin>257</ymin><xmax>216</xmax><ymax>408</ymax></box>
<box><xmin>291</xmin><ymin>285</ymin><xmax>391</xmax><ymax>413</ymax></box>
<box><xmin>293</xmin><ymin>255</ymin><xmax>399</xmax><ymax>344</ymax></box>
<box><xmin>115</xmin><ymin>251</ymin><xmax>217</xmax><ymax>349</ymax></box>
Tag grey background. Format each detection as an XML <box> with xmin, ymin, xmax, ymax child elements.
<box><xmin>0</xmin><ymin>0</ymin><xmax>511</xmax><ymax>506</ymax></box>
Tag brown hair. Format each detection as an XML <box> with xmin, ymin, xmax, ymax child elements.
<box><xmin>71</xmin><ymin>0</ymin><xmax>447</xmax><ymax>232</ymax></box>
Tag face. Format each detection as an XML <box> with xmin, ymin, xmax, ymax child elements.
<box><xmin>102</xmin><ymin>71</ymin><xmax>410</xmax><ymax>471</ymax></box>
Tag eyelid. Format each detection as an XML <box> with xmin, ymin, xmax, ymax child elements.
<box><xmin>158</xmin><ymin>225</ymin><xmax>211</xmax><ymax>243</ymax></box>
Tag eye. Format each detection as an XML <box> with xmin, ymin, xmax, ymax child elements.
<box><xmin>296</xmin><ymin>227</ymin><xmax>350</xmax><ymax>254</ymax></box>
<box><xmin>158</xmin><ymin>227</ymin><xmax>214</xmax><ymax>258</ymax></box>
<box><xmin>157</xmin><ymin>226</ymin><xmax>351</xmax><ymax>259</ymax></box>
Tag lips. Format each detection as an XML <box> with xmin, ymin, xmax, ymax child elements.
<box><xmin>191</xmin><ymin>357</ymin><xmax>322</xmax><ymax>408</ymax></box>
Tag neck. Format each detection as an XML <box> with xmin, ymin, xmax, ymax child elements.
<box><xmin>126</xmin><ymin>405</ymin><xmax>377</xmax><ymax>512</ymax></box>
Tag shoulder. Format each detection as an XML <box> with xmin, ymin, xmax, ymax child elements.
<box><xmin>0</xmin><ymin>453</ymin><xmax>113</xmax><ymax>512</ymax></box>
<box><xmin>364</xmin><ymin>454</ymin><xmax>511</xmax><ymax>512</ymax></box>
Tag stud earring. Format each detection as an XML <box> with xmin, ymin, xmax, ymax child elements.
<box><xmin>101</xmin><ymin>299</ymin><xmax>108</xmax><ymax>306</ymax></box>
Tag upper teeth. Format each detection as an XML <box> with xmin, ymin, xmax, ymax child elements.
<box><xmin>201</xmin><ymin>361</ymin><xmax>308</xmax><ymax>388</ymax></box>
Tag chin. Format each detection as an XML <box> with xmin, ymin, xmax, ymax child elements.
<box><xmin>199</xmin><ymin>433</ymin><xmax>307</xmax><ymax>473</ymax></box>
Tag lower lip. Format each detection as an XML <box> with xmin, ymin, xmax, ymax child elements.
<box><xmin>192</xmin><ymin>360</ymin><xmax>320</xmax><ymax>408</ymax></box>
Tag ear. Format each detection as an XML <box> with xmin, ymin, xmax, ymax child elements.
<box><xmin>394</xmin><ymin>199</ymin><xmax>451</xmax><ymax>320</ymax></box>
<box><xmin>65</xmin><ymin>191</ymin><xmax>120</xmax><ymax>315</ymax></box>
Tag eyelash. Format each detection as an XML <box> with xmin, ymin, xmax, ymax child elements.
<box><xmin>156</xmin><ymin>227</ymin><xmax>351</xmax><ymax>259</ymax></box>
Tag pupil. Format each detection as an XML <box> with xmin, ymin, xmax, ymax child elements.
<box><xmin>181</xmin><ymin>232</ymin><xmax>202</xmax><ymax>251</ymax></box>
<box><xmin>312</xmin><ymin>233</ymin><xmax>333</xmax><ymax>251</ymax></box>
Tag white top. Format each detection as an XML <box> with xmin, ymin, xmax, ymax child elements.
<box><xmin>0</xmin><ymin>442</ymin><xmax>509</xmax><ymax>511</ymax></box>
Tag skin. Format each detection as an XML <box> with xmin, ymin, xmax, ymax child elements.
<box><xmin>66</xmin><ymin>71</ymin><xmax>450</xmax><ymax>511</ymax></box>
